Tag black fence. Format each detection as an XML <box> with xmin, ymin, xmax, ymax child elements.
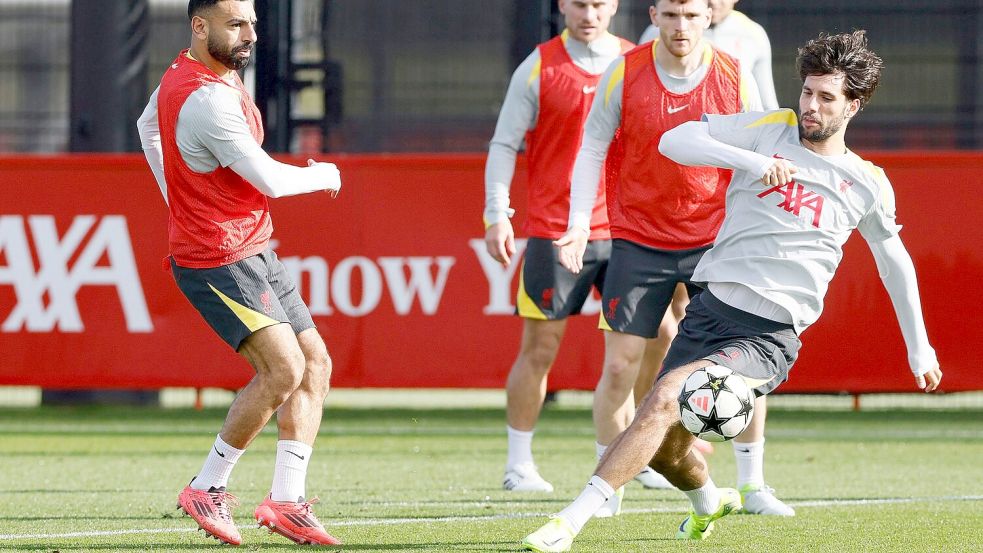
<box><xmin>0</xmin><ymin>0</ymin><xmax>979</xmax><ymax>153</ymax></box>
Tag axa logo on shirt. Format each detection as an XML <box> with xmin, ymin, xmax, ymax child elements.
<box><xmin>757</xmin><ymin>180</ymin><xmax>826</xmax><ymax>228</ymax></box>
<box><xmin>0</xmin><ymin>215</ymin><xmax>152</xmax><ymax>333</ymax></box>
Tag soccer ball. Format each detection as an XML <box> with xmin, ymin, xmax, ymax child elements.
<box><xmin>677</xmin><ymin>365</ymin><xmax>755</xmax><ymax>442</ymax></box>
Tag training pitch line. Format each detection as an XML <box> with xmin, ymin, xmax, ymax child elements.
<box><xmin>2</xmin><ymin>494</ymin><xmax>981</xmax><ymax>542</ymax></box>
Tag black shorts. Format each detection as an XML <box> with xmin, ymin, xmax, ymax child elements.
<box><xmin>517</xmin><ymin>237</ymin><xmax>610</xmax><ymax>320</ymax></box>
<box><xmin>170</xmin><ymin>248</ymin><xmax>316</xmax><ymax>350</ymax></box>
<box><xmin>660</xmin><ymin>291</ymin><xmax>801</xmax><ymax>396</ymax></box>
<box><xmin>600</xmin><ymin>239</ymin><xmax>708</xmax><ymax>338</ymax></box>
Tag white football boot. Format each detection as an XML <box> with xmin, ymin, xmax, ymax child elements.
<box><xmin>504</xmin><ymin>463</ymin><xmax>554</xmax><ymax>492</ymax></box>
<box><xmin>740</xmin><ymin>484</ymin><xmax>795</xmax><ymax>516</ymax></box>
<box><xmin>634</xmin><ymin>466</ymin><xmax>675</xmax><ymax>489</ymax></box>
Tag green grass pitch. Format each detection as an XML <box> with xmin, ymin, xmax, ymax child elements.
<box><xmin>0</xmin><ymin>400</ymin><xmax>981</xmax><ymax>552</ymax></box>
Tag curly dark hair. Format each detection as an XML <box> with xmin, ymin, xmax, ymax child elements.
<box><xmin>796</xmin><ymin>30</ymin><xmax>884</xmax><ymax>110</ymax></box>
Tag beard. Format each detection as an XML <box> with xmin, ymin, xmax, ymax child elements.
<box><xmin>798</xmin><ymin>113</ymin><xmax>845</xmax><ymax>143</ymax></box>
<box><xmin>208</xmin><ymin>36</ymin><xmax>252</xmax><ymax>71</ymax></box>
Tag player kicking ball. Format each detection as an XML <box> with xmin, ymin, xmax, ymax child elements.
<box><xmin>522</xmin><ymin>30</ymin><xmax>941</xmax><ymax>551</ymax></box>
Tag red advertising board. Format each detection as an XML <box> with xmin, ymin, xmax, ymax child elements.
<box><xmin>0</xmin><ymin>153</ymin><xmax>979</xmax><ymax>393</ymax></box>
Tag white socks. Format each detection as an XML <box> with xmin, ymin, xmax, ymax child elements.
<box><xmin>683</xmin><ymin>477</ymin><xmax>721</xmax><ymax>516</ymax></box>
<box><xmin>191</xmin><ymin>436</ymin><xmax>315</xmax><ymax>502</ymax></box>
<box><xmin>557</xmin><ymin>475</ymin><xmax>615</xmax><ymax>534</ymax></box>
<box><xmin>192</xmin><ymin>434</ymin><xmax>245</xmax><ymax>490</ymax></box>
<box><xmin>507</xmin><ymin>425</ymin><xmax>535</xmax><ymax>469</ymax></box>
<box><xmin>733</xmin><ymin>439</ymin><xmax>765</xmax><ymax>490</ymax></box>
<box><xmin>594</xmin><ymin>442</ymin><xmax>607</xmax><ymax>462</ymax></box>
<box><xmin>271</xmin><ymin>440</ymin><xmax>313</xmax><ymax>502</ymax></box>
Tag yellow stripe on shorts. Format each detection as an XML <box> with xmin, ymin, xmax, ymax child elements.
<box><xmin>207</xmin><ymin>282</ymin><xmax>280</xmax><ymax>332</ymax></box>
<box><xmin>516</xmin><ymin>261</ymin><xmax>548</xmax><ymax>320</ymax></box>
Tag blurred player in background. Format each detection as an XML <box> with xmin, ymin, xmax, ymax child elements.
<box><xmin>523</xmin><ymin>30</ymin><xmax>941</xmax><ymax>552</ymax></box>
<box><xmin>549</xmin><ymin>0</ymin><xmax>760</xmax><ymax>517</ymax></box>
<box><xmin>137</xmin><ymin>0</ymin><xmax>343</xmax><ymax>546</ymax></box>
<box><xmin>636</xmin><ymin>0</ymin><xmax>791</xmax><ymax>516</ymax></box>
<box><xmin>641</xmin><ymin>0</ymin><xmax>778</xmax><ymax>109</ymax></box>
<box><xmin>484</xmin><ymin>0</ymin><xmax>640</xmax><ymax>495</ymax></box>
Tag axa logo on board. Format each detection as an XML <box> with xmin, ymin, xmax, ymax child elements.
<box><xmin>0</xmin><ymin>216</ymin><xmax>588</xmax><ymax>333</ymax></box>
<box><xmin>0</xmin><ymin>215</ymin><xmax>152</xmax><ymax>333</ymax></box>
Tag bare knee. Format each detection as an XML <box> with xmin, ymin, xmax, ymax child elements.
<box><xmin>629</xmin><ymin>385</ymin><xmax>676</xmax><ymax>432</ymax></box>
<box><xmin>518</xmin><ymin>334</ymin><xmax>561</xmax><ymax>373</ymax></box>
<box><xmin>603</xmin><ymin>353</ymin><xmax>642</xmax><ymax>386</ymax></box>
<box><xmin>302</xmin><ymin>349</ymin><xmax>332</xmax><ymax>400</ymax></box>
<box><xmin>262</xmin><ymin>350</ymin><xmax>306</xmax><ymax>404</ymax></box>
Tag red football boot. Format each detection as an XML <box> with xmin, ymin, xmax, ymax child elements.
<box><xmin>177</xmin><ymin>484</ymin><xmax>242</xmax><ymax>546</ymax></box>
<box><xmin>254</xmin><ymin>495</ymin><xmax>341</xmax><ymax>546</ymax></box>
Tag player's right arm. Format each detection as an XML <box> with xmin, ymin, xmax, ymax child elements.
<box><xmin>483</xmin><ymin>50</ymin><xmax>541</xmax><ymax>267</ymax></box>
<box><xmin>555</xmin><ymin>56</ymin><xmax>624</xmax><ymax>274</ymax></box>
<box><xmin>136</xmin><ymin>86</ymin><xmax>169</xmax><ymax>204</ymax></box>
<box><xmin>659</xmin><ymin>110</ymin><xmax>797</xmax><ymax>186</ymax></box>
<box><xmin>182</xmin><ymin>85</ymin><xmax>342</xmax><ymax>198</ymax></box>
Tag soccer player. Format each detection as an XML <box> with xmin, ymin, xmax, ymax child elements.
<box><xmin>484</xmin><ymin>0</ymin><xmax>642</xmax><ymax>494</ymax></box>
<box><xmin>522</xmin><ymin>30</ymin><xmax>942</xmax><ymax>551</ymax></box>
<box><xmin>640</xmin><ymin>0</ymin><xmax>778</xmax><ymax>109</ymax></box>
<box><xmin>137</xmin><ymin>0</ymin><xmax>342</xmax><ymax>546</ymax></box>
<box><xmin>636</xmin><ymin>0</ymin><xmax>791</xmax><ymax>516</ymax></box>
<box><xmin>547</xmin><ymin>0</ymin><xmax>759</xmax><ymax>517</ymax></box>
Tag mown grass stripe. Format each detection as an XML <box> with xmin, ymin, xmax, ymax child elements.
<box><xmin>2</xmin><ymin>494</ymin><xmax>980</xmax><ymax>541</ymax></box>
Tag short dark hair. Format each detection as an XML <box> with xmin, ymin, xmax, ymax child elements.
<box><xmin>188</xmin><ymin>0</ymin><xmax>248</xmax><ymax>20</ymax></box>
<box><xmin>796</xmin><ymin>30</ymin><xmax>884</xmax><ymax>110</ymax></box>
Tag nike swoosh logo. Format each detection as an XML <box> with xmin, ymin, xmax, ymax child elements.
<box><xmin>285</xmin><ymin>450</ymin><xmax>306</xmax><ymax>461</ymax></box>
<box><xmin>544</xmin><ymin>537</ymin><xmax>564</xmax><ymax>547</ymax></box>
<box><xmin>214</xmin><ymin>446</ymin><xmax>225</xmax><ymax>458</ymax></box>
<box><xmin>582</xmin><ymin>85</ymin><xmax>597</xmax><ymax>94</ymax></box>
<box><xmin>667</xmin><ymin>104</ymin><xmax>689</xmax><ymax>114</ymax></box>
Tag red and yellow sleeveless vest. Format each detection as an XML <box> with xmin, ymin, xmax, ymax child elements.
<box><xmin>613</xmin><ymin>43</ymin><xmax>740</xmax><ymax>250</ymax></box>
<box><xmin>523</xmin><ymin>35</ymin><xmax>634</xmax><ymax>240</ymax></box>
<box><xmin>157</xmin><ymin>50</ymin><xmax>271</xmax><ymax>268</ymax></box>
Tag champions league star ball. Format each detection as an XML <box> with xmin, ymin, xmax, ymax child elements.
<box><xmin>678</xmin><ymin>365</ymin><xmax>755</xmax><ymax>442</ymax></box>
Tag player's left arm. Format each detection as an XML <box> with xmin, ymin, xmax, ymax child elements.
<box><xmin>738</xmin><ymin>69</ymin><xmax>763</xmax><ymax>113</ymax></box>
<box><xmin>859</xmin><ymin>173</ymin><xmax>940</xmax><ymax>391</ymax></box>
<box><xmin>865</xmin><ymin>234</ymin><xmax>941</xmax><ymax>392</ymax></box>
<box><xmin>751</xmin><ymin>29</ymin><xmax>780</xmax><ymax>110</ymax></box>
<box><xmin>556</xmin><ymin>57</ymin><xmax>624</xmax><ymax>274</ymax></box>
<box><xmin>136</xmin><ymin>86</ymin><xmax>168</xmax><ymax>205</ymax></box>
<box><xmin>186</xmin><ymin>86</ymin><xmax>342</xmax><ymax>199</ymax></box>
